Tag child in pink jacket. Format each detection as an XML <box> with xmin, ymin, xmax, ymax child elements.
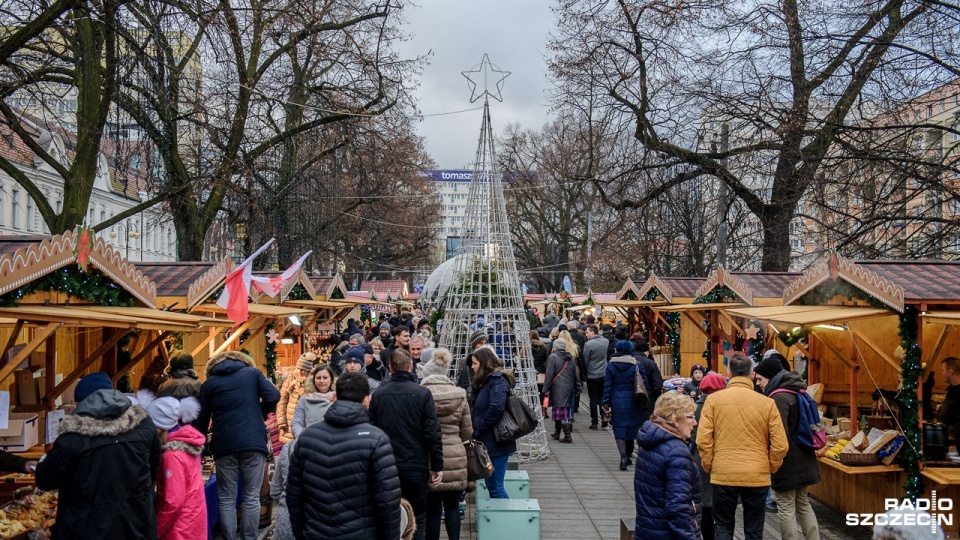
<box><xmin>140</xmin><ymin>391</ymin><xmax>207</xmax><ymax>540</ymax></box>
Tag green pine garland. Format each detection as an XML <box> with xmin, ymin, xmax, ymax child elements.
<box><xmin>330</xmin><ymin>287</ymin><xmax>345</xmax><ymax>300</ymax></box>
<box><xmin>0</xmin><ymin>266</ymin><xmax>136</xmax><ymax>307</ymax></box>
<box><xmin>897</xmin><ymin>306</ymin><xmax>923</xmax><ymax>501</ymax></box>
<box><xmin>642</xmin><ymin>287</ymin><xmax>681</xmax><ymax>374</ymax></box>
<box><xmin>429</xmin><ymin>308</ymin><xmax>444</xmax><ymax>336</ymax></box>
<box><xmin>693</xmin><ymin>285</ymin><xmax>742</xmax><ymax>363</ymax></box>
<box><xmin>265</xmin><ymin>321</ymin><xmax>278</xmax><ymax>383</ymax></box>
<box><xmin>287</xmin><ymin>284</ymin><xmax>311</xmax><ymax>301</ymax></box>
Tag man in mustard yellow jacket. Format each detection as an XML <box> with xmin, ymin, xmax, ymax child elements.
<box><xmin>696</xmin><ymin>354</ymin><xmax>789</xmax><ymax>540</ymax></box>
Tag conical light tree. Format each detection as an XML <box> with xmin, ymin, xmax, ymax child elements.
<box><xmin>438</xmin><ymin>55</ymin><xmax>548</xmax><ymax>461</ymax></box>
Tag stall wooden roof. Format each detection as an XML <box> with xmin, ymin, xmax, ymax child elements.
<box><xmin>197</xmin><ymin>303</ymin><xmax>313</xmax><ymax>318</ymax></box>
<box><xmin>81</xmin><ymin>306</ymin><xmax>235</xmax><ymax>328</ymax></box>
<box><xmin>694</xmin><ymin>267</ymin><xmax>801</xmax><ymax>306</ymax></box>
<box><xmin>921</xmin><ymin>311</ymin><xmax>960</xmax><ymax>326</ymax></box>
<box><xmin>599</xmin><ymin>299</ymin><xmax>669</xmax><ymax>308</ymax></box>
<box><xmin>359</xmin><ymin>279</ymin><xmax>408</xmax><ymax>299</ymax></box>
<box><xmin>136</xmin><ymin>261</ymin><xmax>216</xmax><ymax>306</ymax></box>
<box><xmin>723</xmin><ymin>305</ymin><xmax>892</xmax><ymax>326</ymax></box>
<box><xmin>0</xmin><ymin>305</ymin><xmax>202</xmax><ymax>331</ymax></box>
<box><xmin>309</xmin><ymin>274</ymin><xmax>348</xmax><ymax>300</ymax></box>
<box><xmin>0</xmin><ymin>231</ymin><xmax>157</xmax><ymax>308</ymax></box>
<box><xmin>634</xmin><ymin>274</ymin><xmax>707</xmax><ymax>303</ymax></box>
<box><xmin>652</xmin><ymin>302</ymin><xmax>746</xmax><ymax>312</ymax></box>
<box><xmin>187</xmin><ymin>257</ymin><xmax>232</xmax><ymax>309</ymax></box>
<box><xmin>783</xmin><ymin>252</ymin><xmax>960</xmax><ymax>312</ymax></box>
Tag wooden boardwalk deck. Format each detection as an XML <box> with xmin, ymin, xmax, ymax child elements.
<box><xmin>455</xmin><ymin>420</ymin><xmax>873</xmax><ymax>540</ymax></box>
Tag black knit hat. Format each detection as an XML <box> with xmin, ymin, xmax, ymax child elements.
<box><xmin>754</xmin><ymin>356</ymin><xmax>785</xmax><ymax>379</ymax></box>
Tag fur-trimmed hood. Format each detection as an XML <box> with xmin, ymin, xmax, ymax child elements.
<box><xmin>205</xmin><ymin>350</ymin><xmax>256</xmax><ymax>378</ymax></box>
<box><xmin>60</xmin><ymin>390</ymin><xmax>149</xmax><ymax>438</ymax></box>
<box><xmin>162</xmin><ymin>424</ymin><xmax>205</xmax><ymax>456</ymax></box>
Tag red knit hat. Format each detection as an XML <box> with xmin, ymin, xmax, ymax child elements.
<box><xmin>699</xmin><ymin>373</ymin><xmax>727</xmax><ymax>395</ymax></box>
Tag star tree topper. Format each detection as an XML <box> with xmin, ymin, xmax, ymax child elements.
<box><xmin>462</xmin><ymin>54</ymin><xmax>510</xmax><ymax>103</ymax></box>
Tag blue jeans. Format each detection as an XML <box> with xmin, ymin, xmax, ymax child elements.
<box><xmin>485</xmin><ymin>455</ymin><xmax>510</xmax><ymax>498</ymax></box>
<box><xmin>216</xmin><ymin>451</ymin><xmax>266</xmax><ymax>540</ymax></box>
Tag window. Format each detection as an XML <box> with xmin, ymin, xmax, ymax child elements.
<box><xmin>166</xmin><ymin>229</ymin><xmax>172</xmax><ymax>255</ymax></box>
<box><xmin>131</xmin><ymin>154</ymin><xmax>140</xmax><ymax>170</ymax></box>
<box><xmin>26</xmin><ymin>198</ymin><xmax>33</xmax><ymax>232</ymax></box>
<box><xmin>11</xmin><ymin>189</ymin><xmax>19</xmax><ymax>229</ymax></box>
<box><xmin>927</xmin><ymin>105</ymin><xmax>933</xmax><ymax>118</ymax></box>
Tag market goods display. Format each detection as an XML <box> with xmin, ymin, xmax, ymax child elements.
<box><xmin>0</xmin><ymin>491</ymin><xmax>56</xmax><ymax>540</ymax></box>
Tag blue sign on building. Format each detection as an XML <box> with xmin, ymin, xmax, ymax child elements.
<box><xmin>422</xmin><ymin>170</ymin><xmax>473</xmax><ymax>182</ymax></box>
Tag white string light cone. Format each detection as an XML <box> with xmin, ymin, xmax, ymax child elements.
<box><xmin>438</xmin><ymin>56</ymin><xmax>548</xmax><ymax>462</ymax></box>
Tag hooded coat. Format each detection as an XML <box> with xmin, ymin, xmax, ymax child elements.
<box><xmin>35</xmin><ymin>389</ymin><xmax>161</xmax><ymax>540</ymax></box>
<box><xmin>634</xmin><ymin>421</ymin><xmax>702</xmax><ymax>540</ymax></box>
<box><xmin>287</xmin><ymin>400</ymin><xmax>401</xmax><ymax>540</ymax></box>
<box><xmin>277</xmin><ymin>373</ymin><xmax>306</xmax><ymax>443</ymax></box>
<box><xmin>543</xmin><ymin>350</ymin><xmax>581</xmax><ymax>409</ymax></box>
<box><xmin>157</xmin><ymin>369</ymin><xmax>201</xmax><ymax>399</ymax></box>
<box><xmin>603</xmin><ymin>355</ymin><xmax>645</xmax><ymax>439</ymax></box>
<box><xmin>368</xmin><ymin>371</ymin><xmax>444</xmax><ymax>473</ymax></box>
<box><xmin>422</xmin><ymin>374</ymin><xmax>473</xmax><ymax>491</ymax></box>
<box><xmin>765</xmin><ymin>370</ymin><xmax>822</xmax><ymax>492</ymax></box>
<box><xmin>192</xmin><ymin>351</ymin><xmax>280</xmax><ymax>458</ymax></box>
<box><xmin>155</xmin><ymin>425</ymin><xmax>207</xmax><ymax>540</ymax></box>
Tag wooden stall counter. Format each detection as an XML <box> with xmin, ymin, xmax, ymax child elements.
<box><xmin>922</xmin><ymin>467</ymin><xmax>960</xmax><ymax>536</ymax></box>
<box><xmin>809</xmin><ymin>457</ymin><xmax>905</xmax><ymax>519</ymax></box>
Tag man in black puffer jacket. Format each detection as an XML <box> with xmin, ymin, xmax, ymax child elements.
<box><xmin>287</xmin><ymin>372</ymin><xmax>401</xmax><ymax>540</ymax></box>
<box><xmin>36</xmin><ymin>373</ymin><xmax>161</xmax><ymax>540</ymax></box>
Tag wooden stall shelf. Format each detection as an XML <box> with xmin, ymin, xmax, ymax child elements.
<box><xmin>819</xmin><ymin>457</ymin><xmax>903</xmax><ymax>475</ymax></box>
<box><xmin>922</xmin><ymin>467</ymin><xmax>960</xmax><ymax>536</ymax></box>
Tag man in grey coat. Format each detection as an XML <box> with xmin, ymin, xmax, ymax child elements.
<box><xmin>582</xmin><ymin>324</ymin><xmax>609</xmax><ymax>430</ymax></box>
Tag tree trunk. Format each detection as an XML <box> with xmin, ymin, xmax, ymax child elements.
<box><xmin>759</xmin><ymin>211</ymin><xmax>792</xmax><ymax>271</ymax></box>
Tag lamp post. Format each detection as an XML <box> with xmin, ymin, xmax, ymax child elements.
<box><xmin>108</xmin><ymin>222</ymin><xmax>141</xmax><ymax>261</ymax></box>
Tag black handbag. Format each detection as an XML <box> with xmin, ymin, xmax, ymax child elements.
<box><xmin>464</xmin><ymin>439</ymin><xmax>494</xmax><ymax>480</ymax></box>
<box><xmin>494</xmin><ymin>393</ymin><xmax>538</xmax><ymax>444</ymax></box>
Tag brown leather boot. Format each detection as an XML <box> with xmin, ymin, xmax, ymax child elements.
<box><xmin>551</xmin><ymin>420</ymin><xmax>561</xmax><ymax>440</ymax></box>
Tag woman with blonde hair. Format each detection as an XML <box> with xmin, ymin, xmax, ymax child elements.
<box><xmin>634</xmin><ymin>392</ymin><xmax>702</xmax><ymax>539</ymax></box>
<box><xmin>277</xmin><ymin>352</ymin><xmax>317</xmax><ymax>443</ymax></box>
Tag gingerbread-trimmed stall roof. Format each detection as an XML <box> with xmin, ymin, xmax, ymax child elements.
<box><xmin>309</xmin><ymin>274</ymin><xmax>348</xmax><ymax>299</ymax></box>
<box><xmin>636</xmin><ymin>274</ymin><xmax>706</xmax><ymax>303</ymax></box>
<box><xmin>136</xmin><ymin>262</ymin><xmax>216</xmax><ymax>299</ymax></box>
<box><xmin>359</xmin><ymin>279</ymin><xmax>408</xmax><ymax>299</ymax></box>
<box><xmin>695</xmin><ymin>268</ymin><xmax>801</xmax><ymax>306</ymax></box>
<box><xmin>617</xmin><ymin>278</ymin><xmax>641</xmax><ymax>300</ymax></box>
<box><xmin>187</xmin><ymin>257</ymin><xmax>232</xmax><ymax>309</ymax></box>
<box><xmin>0</xmin><ymin>231</ymin><xmax>157</xmax><ymax>308</ymax></box>
<box><xmin>783</xmin><ymin>252</ymin><xmax>960</xmax><ymax>312</ymax></box>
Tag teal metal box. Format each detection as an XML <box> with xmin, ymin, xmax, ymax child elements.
<box><xmin>477</xmin><ymin>498</ymin><xmax>540</xmax><ymax>540</ymax></box>
<box><xmin>476</xmin><ymin>470</ymin><xmax>530</xmax><ymax>500</ymax></box>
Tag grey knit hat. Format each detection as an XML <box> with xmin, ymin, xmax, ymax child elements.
<box><xmin>380</xmin><ymin>322</ymin><xmax>391</xmax><ymax>331</ymax></box>
<box><xmin>420</xmin><ymin>348</ymin><xmax>452</xmax><ymax>379</ymax></box>
<box><xmin>553</xmin><ymin>338</ymin><xmax>567</xmax><ymax>351</ymax></box>
<box><xmin>469</xmin><ymin>329</ymin><xmax>488</xmax><ymax>347</ymax></box>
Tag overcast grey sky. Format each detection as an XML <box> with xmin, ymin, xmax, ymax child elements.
<box><xmin>398</xmin><ymin>1</ymin><xmax>556</xmax><ymax>169</ymax></box>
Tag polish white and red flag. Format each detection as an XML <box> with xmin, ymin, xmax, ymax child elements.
<box><xmin>216</xmin><ymin>239</ymin><xmax>275</xmax><ymax>323</ymax></box>
<box><xmin>251</xmin><ymin>251</ymin><xmax>313</xmax><ymax>298</ymax></box>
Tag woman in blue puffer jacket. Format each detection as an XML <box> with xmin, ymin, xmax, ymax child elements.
<box><xmin>603</xmin><ymin>340</ymin><xmax>645</xmax><ymax>470</ymax></box>
<box><xmin>634</xmin><ymin>391</ymin><xmax>702</xmax><ymax>540</ymax></box>
<box><xmin>470</xmin><ymin>347</ymin><xmax>515</xmax><ymax>498</ymax></box>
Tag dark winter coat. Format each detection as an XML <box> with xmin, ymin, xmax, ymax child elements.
<box><xmin>193</xmin><ymin>351</ymin><xmax>280</xmax><ymax>458</ymax></box>
<box><xmin>634</xmin><ymin>421</ymin><xmax>702</xmax><ymax>540</ymax></box>
<box><xmin>690</xmin><ymin>395</ymin><xmax>712</xmax><ymax>508</ymax></box>
<box><xmin>602</xmin><ymin>331</ymin><xmax>617</xmax><ymax>360</ymax></box>
<box><xmin>472</xmin><ymin>371</ymin><xmax>516</xmax><ymax>458</ymax></box>
<box><xmin>369</xmin><ymin>371</ymin><xmax>444</xmax><ymax>473</ymax></box>
<box><xmin>603</xmin><ymin>355</ymin><xmax>645</xmax><ymax>438</ymax></box>
<box><xmin>634</xmin><ymin>352</ymin><xmax>664</xmax><ymax>423</ymax></box>
<box><xmin>765</xmin><ymin>371</ymin><xmax>822</xmax><ymax>492</ymax></box>
<box><xmin>157</xmin><ymin>369</ymin><xmax>201</xmax><ymax>399</ymax></box>
<box><xmin>36</xmin><ymin>389</ymin><xmax>161</xmax><ymax>540</ymax></box>
<box><xmin>531</xmin><ymin>341</ymin><xmax>549</xmax><ymax>375</ymax></box>
<box><xmin>287</xmin><ymin>400</ymin><xmax>401</xmax><ymax>540</ymax></box>
<box><xmin>543</xmin><ymin>350</ymin><xmax>581</xmax><ymax>409</ymax></box>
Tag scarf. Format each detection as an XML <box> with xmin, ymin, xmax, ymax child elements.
<box><xmin>651</xmin><ymin>414</ymin><xmax>687</xmax><ymax>441</ymax></box>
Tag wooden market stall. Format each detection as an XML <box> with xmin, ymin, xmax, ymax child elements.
<box><xmin>0</xmin><ymin>231</ymin><xmax>228</xmax><ymax>459</ymax></box>
<box><xmin>650</xmin><ymin>268</ymin><xmax>800</xmax><ymax>375</ymax></box>
<box><xmin>724</xmin><ymin>253</ymin><xmax>960</xmax><ymax>529</ymax></box>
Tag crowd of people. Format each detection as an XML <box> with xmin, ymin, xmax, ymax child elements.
<box><xmin>11</xmin><ymin>304</ymin><xmax>952</xmax><ymax>540</ymax></box>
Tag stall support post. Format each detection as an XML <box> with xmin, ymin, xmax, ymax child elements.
<box><xmin>918</xmin><ymin>304</ymin><xmax>926</xmax><ymax>425</ymax></box>
<box><xmin>45</xmin><ymin>334</ymin><xmax>56</xmax><ymax>451</ymax></box>
<box><xmin>711</xmin><ymin>310</ymin><xmax>721</xmax><ymax>373</ymax></box>
<box><xmin>849</xmin><ymin>333</ymin><xmax>859</xmax><ymax>437</ymax></box>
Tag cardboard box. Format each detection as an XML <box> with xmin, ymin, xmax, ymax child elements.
<box><xmin>29</xmin><ymin>351</ymin><xmax>45</xmax><ymax>370</ymax></box>
<box><xmin>0</xmin><ymin>413</ymin><xmax>39</xmax><ymax>452</ymax></box>
<box><xmin>15</xmin><ymin>369</ymin><xmax>39</xmax><ymax>406</ymax></box>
